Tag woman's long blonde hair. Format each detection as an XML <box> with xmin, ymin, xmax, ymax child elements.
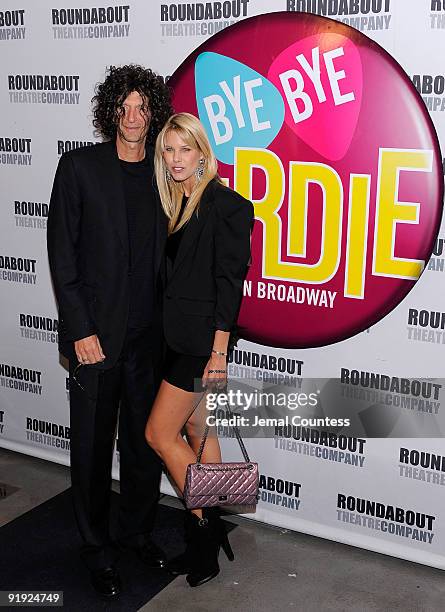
<box><xmin>155</xmin><ymin>112</ymin><xmax>222</xmax><ymax>234</ymax></box>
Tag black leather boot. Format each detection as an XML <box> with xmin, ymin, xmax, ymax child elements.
<box><xmin>205</xmin><ymin>507</ymin><xmax>235</xmax><ymax>562</ymax></box>
<box><xmin>186</xmin><ymin>512</ymin><xmax>219</xmax><ymax>587</ymax></box>
<box><xmin>167</xmin><ymin>512</ymin><xmax>195</xmax><ymax>576</ymax></box>
<box><xmin>185</xmin><ymin>508</ymin><xmax>234</xmax><ymax>588</ymax></box>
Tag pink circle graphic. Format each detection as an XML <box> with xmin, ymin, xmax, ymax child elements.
<box><xmin>169</xmin><ymin>12</ymin><xmax>443</xmax><ymax>348</ymax></box>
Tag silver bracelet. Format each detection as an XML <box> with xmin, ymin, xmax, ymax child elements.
<box><xmin>212</xmin><ymin>348</ymin><xmax>227</xmax><ymax>357</ymax></box>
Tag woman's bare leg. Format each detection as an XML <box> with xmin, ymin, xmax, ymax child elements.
<box><xmin>145</xmin><ymin>380</ymin><xmax>213</xmax><ymax>518</ymax></box>
<box><xmin>185</xmin><ymin>400</ymin><xmax>221</xmax><ymax>464</ymax></box>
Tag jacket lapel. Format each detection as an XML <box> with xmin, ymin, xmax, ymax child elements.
<box><xmin>97</xmin><ymin>141</ymin><xmax>129</xmax><ymax>260</ymax></box>
<box><xmin>169</xmin><ymin>179</ymin><xmax>216</xmax><ymax>281</ymax></box>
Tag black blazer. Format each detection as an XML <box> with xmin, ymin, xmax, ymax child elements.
<box><xmin>47</xmin><ymin>141</ymin><xmax>167</xmax><ymax>369</ymax></box>
<box><xmin>164</xmin><ymin>179</ymin><xmax>254</xmax><ymax>356</ymax></box>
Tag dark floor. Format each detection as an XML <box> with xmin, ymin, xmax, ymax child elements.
<box><xmin>0</xmin><ymin>447</ymin><xmax>444</xmax><ymax>612</ymax></box>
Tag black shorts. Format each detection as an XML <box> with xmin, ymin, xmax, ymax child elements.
<box><xmin>163</xmin><ymin>346</ymin><xmax>209</xmax><ymax>392</ymax></box>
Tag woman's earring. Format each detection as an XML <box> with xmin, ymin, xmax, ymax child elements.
<box><xmin>165</xmin><ymin>168</ymin><xmax>172</xmax><ymax>182</ymax></box>
<box><xmin>195</xmin><ymin>158</ymin><xmax>205</xmax><ymax>181</ymax></box>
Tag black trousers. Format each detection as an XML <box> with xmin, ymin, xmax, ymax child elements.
<box><xmin>68</xmin><ymin>327</ymin><xmax>163</xmax><ymax>570</ymax></box>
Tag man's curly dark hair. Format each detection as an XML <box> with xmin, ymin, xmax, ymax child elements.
<box><xmin>92</xmin><ymin>64</ymin><xmax>173</xmax><ymax>144</ymax></box>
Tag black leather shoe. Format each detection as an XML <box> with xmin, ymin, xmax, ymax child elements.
<box><xmin>137</xmin><ymin>540</ymin><xmax>167</xmax><ymax>569</ymax></box>
<box><xmin>90</xmin><ymin>566</ymin><xmax>122</xmax><ymax>598</ymax></box>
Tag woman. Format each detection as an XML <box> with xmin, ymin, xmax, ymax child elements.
<box><xmin>145</xmin><ymin>112</ymin><xmax>253</xmax><ymax>587</ymax></box>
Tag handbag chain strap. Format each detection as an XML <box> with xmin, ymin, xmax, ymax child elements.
<box><xmin>196</xmin><ymin>393</ymin><xmax>251</xmax><ymax>464</ymax></box>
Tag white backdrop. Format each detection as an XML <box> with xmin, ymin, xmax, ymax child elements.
<box><xmin>1</xmin><ymin>0</ymin><xmax>445</xmax><ymax>569</ymax></box>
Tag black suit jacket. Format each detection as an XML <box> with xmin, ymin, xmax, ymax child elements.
<box><xmin>47</xmin><ymin>141</ymin><xmax>167</xmax><ymax>369</ymax></box>
<box><xmin>164</xmin><ymin>179</ymin><xmax>254</xmax><ymax>356</ymax></box>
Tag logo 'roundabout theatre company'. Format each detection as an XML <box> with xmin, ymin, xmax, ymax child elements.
<box><xmin>169</xmin><ymin>12</ymin><xmax>443</xmax><ymax>349</ymax></box>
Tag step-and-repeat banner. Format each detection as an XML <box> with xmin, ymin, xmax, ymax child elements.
<box><xmin>1</xmin><ymin>1</ymin><xmax>445</xmax><ymax>569</ymax></box>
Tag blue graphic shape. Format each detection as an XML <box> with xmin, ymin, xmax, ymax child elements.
<box><xmin>195</xmin><ymin>52</ymin><xmax>285</xmax><ymax>165</ymax></box>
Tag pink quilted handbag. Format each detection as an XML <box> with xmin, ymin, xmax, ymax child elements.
<box><xmin>184</xmin><ymin>403</ymin><xmax>259</xmax><ymax>509</ymax></box>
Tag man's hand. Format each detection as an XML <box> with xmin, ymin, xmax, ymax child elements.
<box><xmin>74</xmin><ymin>335</ymin><xmax>105</xmax><ymax>365</ymax></box>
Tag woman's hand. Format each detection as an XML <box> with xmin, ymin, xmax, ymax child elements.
<box><xmin>202</xmin><ymin>353</ymin><xmax>227</xmax><ymax>389</ymax></box>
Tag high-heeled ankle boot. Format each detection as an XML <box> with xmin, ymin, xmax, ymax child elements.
<box><xmin>206</xmin><ymin>507</ymin><xmax>235</xmax><ymax>562</ymax></box>
<box><xmin>186</xmin><ymin>511</ymin><xmax>220</xmax><ymax>587</ymax></box>
<box><xmin>167</xmin><ymin>512</ymin><xmax>195</xmax><ymax>576</ymax></box>
<box><xmin>168</xmin><ymin>508</ymin><xmax>235</xmax><ymax>581</ymax></box>
<box><xmin>186</xmin><ymin>508</ymin><xmax>234</xmax><ymax>588</ymax></box>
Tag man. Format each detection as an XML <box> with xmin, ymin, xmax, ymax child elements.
<box><xmin>47</xmin><ymin>65</ymin><xmax>173</xmax><ymax>597</ymax></box>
